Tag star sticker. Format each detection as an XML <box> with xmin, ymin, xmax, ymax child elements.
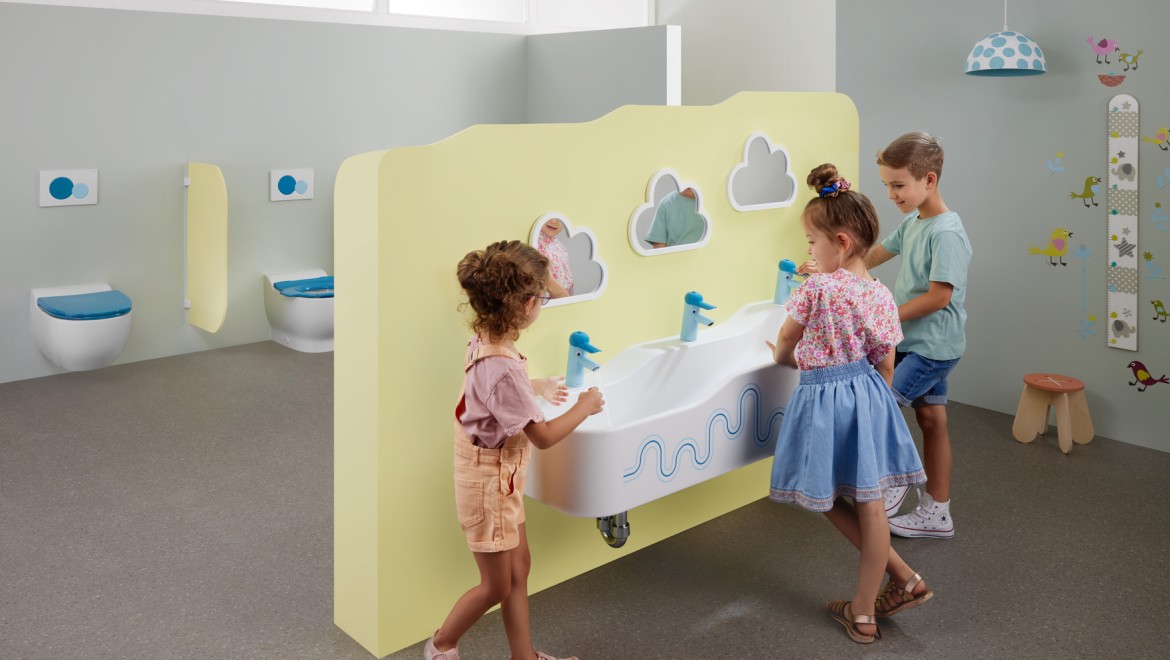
<box><xmin>1118</xmin><ymin>151</ymin><xmax>1127</xmax><ymax>158</ymax></box>
<box><xmin>1123</xmin><ymin>227</ymin><xmax>1131</xmax><ymax>235</ymax></box>
<box><xmin>1122</xmin><ymin>101</ymin><xmax>1132</xmax><ymax>110</ymax></box>
<box><xmin>1145</xmin><ymin>251</ymin><xmax>1154</xmax><ymax>261</ymax></box>
<box><xmin>1111</xmin><ymin>157</ymin><xmax>1119</xmax><ymax>164</ymax></box>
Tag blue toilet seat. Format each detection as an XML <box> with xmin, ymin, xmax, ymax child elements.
<box><xmin>274</xmin><ymin>276</ymin><xmax>334</xmax><ymax>299</ymax></box>
<box><xmin>37</xmin><ymin>289</ymin><xmax>133</xmax><ymax>320</ymax></box>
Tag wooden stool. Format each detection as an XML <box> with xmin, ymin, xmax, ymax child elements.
<box><xmin>1012</xmin><ymin>373</ymin><xmax>1095</xmax><ymax>454</ymax></box>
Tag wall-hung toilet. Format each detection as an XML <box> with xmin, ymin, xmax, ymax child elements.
<box><xmin>30</xmin><ymin>283</ymin><xmax>133</xmax><ymax>371</ymax></box>
<box><xmin>263</xmin><ymin>269</ymin><xmax>334</xmax><ymax>353</ymax></box>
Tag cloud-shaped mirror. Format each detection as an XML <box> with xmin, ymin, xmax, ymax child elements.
<box><xmin>529</xmin><ymin>212</ymin><xmax>608</xmax><ymax>307</ymax></box>
<box><xmin>628</xmin><ymin>169</ymin><xmax>711</xmax><ymax>256</ymax></box>
<box><xmin>728</xmin><ymin>131</ymin><xmax>797</xmax><ymax>212</ymax></box>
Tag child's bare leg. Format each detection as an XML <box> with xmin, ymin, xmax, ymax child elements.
<box><xmin>823</xmin><ymin>499</ymin><xmax>922</xmax><ymax>594</ymax></box>
<box><xmin>852</xmin><ymin>500</ymin><xmax>889</xmax><ymax>632</ymax></box>
<box><xmin>433</xmin><ymin>550</ymin><xmax>512</xmax><ymax>652</ymax></box>
<box><xmin>915</xmin><ymin>404</ymin><xmax>952</xmax><ymax>502</ymax></box>
<box><xmin>500</xmin><ymin>524</ymin><xmax>536</xmax><ymax>660</ymax></box>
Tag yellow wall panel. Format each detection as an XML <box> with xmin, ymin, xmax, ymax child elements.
<box><xmin>334</xmin><ymin>92</ymin><xmax>860</xmax><ymax>656</ymax></box>
<box><xmin>185</xmin><ymin>162</ymin><xmax>228</xmax><ymax>333</ymax></box>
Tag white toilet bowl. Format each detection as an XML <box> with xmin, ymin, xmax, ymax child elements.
<box><xmin>30</xmin><ymin>283</ymin><xmax>133</xmax><ymax>371</ymax></box>
<box><xmin>263</xmin><ymin>269</ymin><xmax>334</xmax><ymax>353</ymax></box>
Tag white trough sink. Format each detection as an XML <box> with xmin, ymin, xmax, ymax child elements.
<box><xmin>526</xmin><ymin>301</ymin><xmax>799</xmax><ymax>518</ymax></box>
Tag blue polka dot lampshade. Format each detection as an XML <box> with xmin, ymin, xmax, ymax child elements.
<box><xmin>966</xmin><ymin>31</ymin><xmax>1046</xmax><ymax>76</ymax></box>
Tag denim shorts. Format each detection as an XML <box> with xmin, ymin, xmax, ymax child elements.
<box><xmin>892</xmin><ymin>351</ymin><xmax>960</xmax><ymax>408</ymax></box>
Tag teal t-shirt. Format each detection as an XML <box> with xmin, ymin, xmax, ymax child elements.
<box><xmin>880</xmin><ymin>211</ymin><xmax>972</xmax><ymax>360</ymax></box>
<box><xmin>645</xmin><ymin>191</ymin><xmax>705</xmax><ymax>246</ymax></box>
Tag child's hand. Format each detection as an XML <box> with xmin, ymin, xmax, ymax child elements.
<box><xmin>577</xmin><ymin>387</ymin><xmax>605</xmax><ymax>415</ymax></box>
<box><xmin>797</xmin><ymin>260</ymin><xmax>819</xmax><ymax>275</ymax></box>
<box><xmin>535</xmin><ymin>376</ymin><xmax>568</xmax><ymax>405</ymax></box>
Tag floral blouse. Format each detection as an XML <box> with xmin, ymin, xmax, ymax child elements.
<box><xmin>786</xmin><ymin>269</ymin><xmax>902</xmax><ymax>371</ymax></box>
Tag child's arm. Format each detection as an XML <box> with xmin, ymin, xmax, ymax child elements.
<box><xmin>546</xmin><ymin>275</ymin><xmax>570</xmax><ymax>299</ymax></box>
<box><xmin>532</xmin><ymin>376</ymin><xmax>568</xmax><ymax>405</ymax></box>
<box><xmin>876</xmin><ymin>350</ymin><xmax>895</xmax><ymax>386</ymax></box>
<box><xmin>765</xmin><ymin>317</ymin><xmax>804</xmax><ymax>368</ymax></box>
<box><xmin>864</xmin><ymin>245</ymin><xmax>895</xmax><ymax>270</ymax></box>
<box><xmin>897</xmin><ymin>281</ymin><xmax>953</xmax><ymax>322</ymax></box>
<box><xmin>524</xmin><ymin>387</ymin><xmax>604</xmax><ymax>449</ymax></box>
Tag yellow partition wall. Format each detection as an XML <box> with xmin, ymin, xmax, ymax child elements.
<box><xmin>185</xmin><ymin>162</ymin><xmax>228</xmax><ymax>333</ymax></box>
<box><xmin>335</xmin><ymin>92</ymin><xmax>859</xmax><ymax>656</ymax></box>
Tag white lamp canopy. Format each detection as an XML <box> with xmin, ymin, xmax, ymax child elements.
<box><xmin>965</xmin><ymin>0</ymin><xmax>1047</xmax><ymax>76</ymax></box>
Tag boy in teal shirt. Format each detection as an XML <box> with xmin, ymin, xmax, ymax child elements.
<box><xmin>645</xmin><ymin>188</ymin><xmax>705</xmax><ymax>248</ymax></box>
<box><xmin>867</xmin><ymin>131</ymin><xmax>972</xmax><ymax>540</ymax></box>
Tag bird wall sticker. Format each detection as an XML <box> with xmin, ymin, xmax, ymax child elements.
<box><xmin>1029</xmin><ymin>228</ymin><xmax>1073</xmax><ymax>266</ymax></box>
<box><xmin>1087</xmin><ymin>36</ymin><xmax>1119</xmax><ymax>64</ymax></box>
<box><xmin>1144</xmin><ymin>127</ymin><xmax>1169</xmax><ymax>151</ymax></box>
<box><xmin>1118</xmin><ymin>49</ymin><xmax>1143</xmax><ymax>71</ymax></box>
<box><xmin>1071</xmin><ymin>176</ymin><xmax>1101</xmax><ymax>207</ymax></box>
<box><xmin>1152</xmin><ymin>300</ymin><xmax>1168</xmax><ymax>322</ymax></box>
<box><xmin>1127</xmin><ymin>360</ymin><xmax>1169</xmax><ymax>392</ymax></box>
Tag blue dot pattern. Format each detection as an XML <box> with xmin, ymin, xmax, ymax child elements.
<box><xmin>966</xmin><ymin>31</ymin><xmax>1046</xmax><ymax>74</ymax></box>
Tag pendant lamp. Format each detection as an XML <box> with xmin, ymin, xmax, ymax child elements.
<box><xmin>965</xmin><ymin>0</ymin><xmax>1046</xmax><ymax>76</ymax></box>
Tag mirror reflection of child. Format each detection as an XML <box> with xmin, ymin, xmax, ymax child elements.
<box><xmin>646</xmin><ymin>187</ymin><xmax>703</xmax><ymax>248</ymax></box>
<box><xmin>536</xmin><ymin>218</ymin><xmax>573</xmax><ymax>298</ymax></box>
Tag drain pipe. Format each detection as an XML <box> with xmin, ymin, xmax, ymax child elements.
<box><xmin>596</xmin><ymin>512</ymin><xmax>630</xmax><ymax>548</ymax></box>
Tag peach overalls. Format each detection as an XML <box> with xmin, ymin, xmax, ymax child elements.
<box><xmin>452</xmin><ymin>344</ymin><xmax>533</xmax><ymax>553</ymax></box>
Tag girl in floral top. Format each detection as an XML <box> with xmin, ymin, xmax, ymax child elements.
<box><xmin>766</xmin><ymin>164</ymin><xmax>931</xmax><ymax>645</ymax></box>
<box><xmin>536</xmin><ymin>218</ymin><xmax>573</xmax><ymax>298</ymax></box>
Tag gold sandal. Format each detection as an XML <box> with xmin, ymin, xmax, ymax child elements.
<box><xmin>875</xmin><ymin>572</ymin><xmax>933</xmax><ymax>617</ymax></box>
<box><xmin>827</xmin><ymin>599</ymin><xmax>881</xmax><ymax>644</ymax></box>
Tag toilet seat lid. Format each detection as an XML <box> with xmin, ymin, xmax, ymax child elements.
<box><xmin>275</xmin><ymin>276</ymin><xmax>334</xmax><ymax>299</ymax></box>
<box><xmin>38</xmin><ymin>289</ymin><xmax>132</xmax><ymax>320</ymax></box>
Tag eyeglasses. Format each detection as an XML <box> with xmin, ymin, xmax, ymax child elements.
<box><xmin>530</xmin><ymin>292</ymin><xmax>552</xmax><ymax>306</ymax></box>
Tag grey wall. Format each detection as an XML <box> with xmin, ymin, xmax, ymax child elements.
<box><xmin>0</xmin><ymin>3</ymin><xmax>674</xmax><ymax>384</ymax></box>
<box><xmin>527</xmin><ymin>25</ymin><xmax>679</xmax><ymax>123</ymax></box>
<box><xmin>838</xmin><ymin>0</ymin><xmax>1170</xmax><ymax>452</ymax></box>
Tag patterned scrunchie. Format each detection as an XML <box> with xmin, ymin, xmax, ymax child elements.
<box><xmin>818</xmin><ymin>179</ymin><xmax>852</xmax><ymax>198</ymax></box>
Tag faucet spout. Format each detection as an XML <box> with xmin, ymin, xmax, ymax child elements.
<box><xmin>680</xmin><ymin>291</ymin><xmax>716</xmax><ymax>342</ymax></box>
<box><xmin>774</xmin><ymin>258</ymin><xmax>805</xmax><ymax>305</ymax></box>
<box><xmin>565</xmin><ymin>331</ymin><xmax>602</xmax><ymax>388</ymax></box>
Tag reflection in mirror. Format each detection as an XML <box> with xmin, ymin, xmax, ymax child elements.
<box><xmin>528</xmin><ymin>213</ymin><xmax>607</xmax><ymax>307</ymax></box>
<box><xmin>727</xmin><ymin>131</ymin><xmax>797</xmax><ymax>212</ymax></box>
<box><xmin>628</xmin><ymin>169</ymin><xmax>711</xmax><ymax>256</ymax></box>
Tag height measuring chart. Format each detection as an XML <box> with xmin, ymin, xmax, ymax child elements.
<box><xmin>1107</xmin><ymin>94</ymin><xmax>1139</xmax><ymax>351</ymax></box>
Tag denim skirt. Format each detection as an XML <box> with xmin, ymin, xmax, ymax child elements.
<box><xmin>769</xmin><ymin>359</ymin><xmax>926</xmax><ymax>512</ymax></box>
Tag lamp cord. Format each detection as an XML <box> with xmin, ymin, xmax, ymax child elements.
<box><xmin>1004</xmin><ymin>0</ymin><xmax>1009</xmax><ymax>31</ymax></box>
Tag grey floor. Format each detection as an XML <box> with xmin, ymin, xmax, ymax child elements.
<box><xmin>2</xmin><ymin>343</ymin><xmax>1167</xmax><ymax>660</ymax></box>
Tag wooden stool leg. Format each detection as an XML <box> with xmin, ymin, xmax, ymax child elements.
<box><xmin>1013</xmin><ymin>386</ymin><xmax>1049</xmax><ymax>443</ymax></box>
<box><xmin>1069</xmin><ymin>391</ymin><xmax>1095</xmax><ymax>444</ymax></box>
<box><xmin>1053</xmin><ymin>392</ymin><xmax>1073</xmax><ymax>454</ymax></box>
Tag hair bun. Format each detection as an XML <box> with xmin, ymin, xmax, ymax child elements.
<box><xmin>806</xmin><ymin>163</ymin><xmax>841</xmax><ymax>191</ymax></box>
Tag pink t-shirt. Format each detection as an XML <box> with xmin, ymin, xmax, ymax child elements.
<box><xmin>457</xmin><ymin>336</ymin><xmax>545</xmax><ymax>449</ymax></box>
<box><xmin>786</xmin><ymin>269</ymin><xmax>903</xmax><ymax>371</ymax></box>
<box><xmin>537</xmin><ymin>233</ymin><xmax>574</xmax><ymax>295</ymax></box>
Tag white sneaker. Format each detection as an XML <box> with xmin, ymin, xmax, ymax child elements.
<box><xmin>888</xmin><ymin>492</ymin><xmax>954</xmax><ymax>539</ymax></box>
<box><xmin>883</xmin><ymin>485</ymin><xmax>911</xmax><ymax>516</ymax></box>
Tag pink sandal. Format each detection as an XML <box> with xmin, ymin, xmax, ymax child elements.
<box><xmin>827</xmin><ymin>599</ymin><xmax>881</xmax><ymax>644</ymax></box>
<box><xmin>875</xmin><ymin>572</ymin><xmax>933</xmax><ymax>617</ymax></box>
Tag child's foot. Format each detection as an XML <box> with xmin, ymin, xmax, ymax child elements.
<box><xmin>883</xmin><ymin>485</ymin><xmax>911</xmax><ymax>516</ymax></box>
<box><xmin>522</xmin><ymin>653</ymin><xmax>577</xmax><ymax>660</ymax></box>
<box><xmin>888</xmin><ymin>491</ymin><xmax>954</xmax><ymax>538</ymax></box>
<box><xmin>827</xmin><ymin>599</ymin><xmax>881</xmax><ymax>644</ymax></box>
<box><xmin>424</xmin><ymin>637</ymin><xmax>460</xmax><ymax>660</ymax></box>
<box><xmin>875</xmin><ymin>572</ymin><xmax>933</xmax><ymax>617</ymax></box>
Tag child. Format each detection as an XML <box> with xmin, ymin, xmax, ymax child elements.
<box><xmin>768</xmin><ymin>164</ymin><xmax>933</xmax><ymax>644</ymax></box>
<box><xmin>868</xmin><ymin>132</ymin><xmax>972</xmax><ymax>539</ymax></box>
<box><xmin>535</xmin><ymin>218</ymin><xmax>573</xmax><ymax>298</ymax></box>
<box><xmin>427</xmin><ymin>240</ymin><xmax>604</xmax><ymax>660</ymax></box>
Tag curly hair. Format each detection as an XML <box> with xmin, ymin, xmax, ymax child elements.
<box><xmin>802</xmin><ymin>163</ymin><xmax>879</xmax><ymax>260</ymax></box>
<box><xmin>876</xmin><ymin>131</ymin><xmax>944</xmax><ymax>182</ymax></box>
<box><xmin>456</xmin><ymin>240</ymin><xmax>550</xmax><ymax>341</ymax></box>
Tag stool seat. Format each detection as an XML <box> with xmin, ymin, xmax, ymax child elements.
<box><xmin>1013</xmin><ymin>372</ymin><xmax>1094</xmax><ymax>454</ymax></box>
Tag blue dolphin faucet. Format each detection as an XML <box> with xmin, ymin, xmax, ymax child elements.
<box><xmin>565</xmin><ymin>331</ymin><xmax>602</xmax><ymax>388</ymax></box>
<box><xmin>680</xmin><ymin>291</ymin><xmax>716</xmax><ymax>342</ymax></box>
<box><xmin>774</xmin><ymin>259</ymin><xmax>805</xmax><ymax>305</ymax></box>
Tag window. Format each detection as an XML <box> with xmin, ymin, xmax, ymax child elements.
<box><xmin>211</xmin><ymin>0</ymin><xmax>374</xmax><ymax>10</ymax></box>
